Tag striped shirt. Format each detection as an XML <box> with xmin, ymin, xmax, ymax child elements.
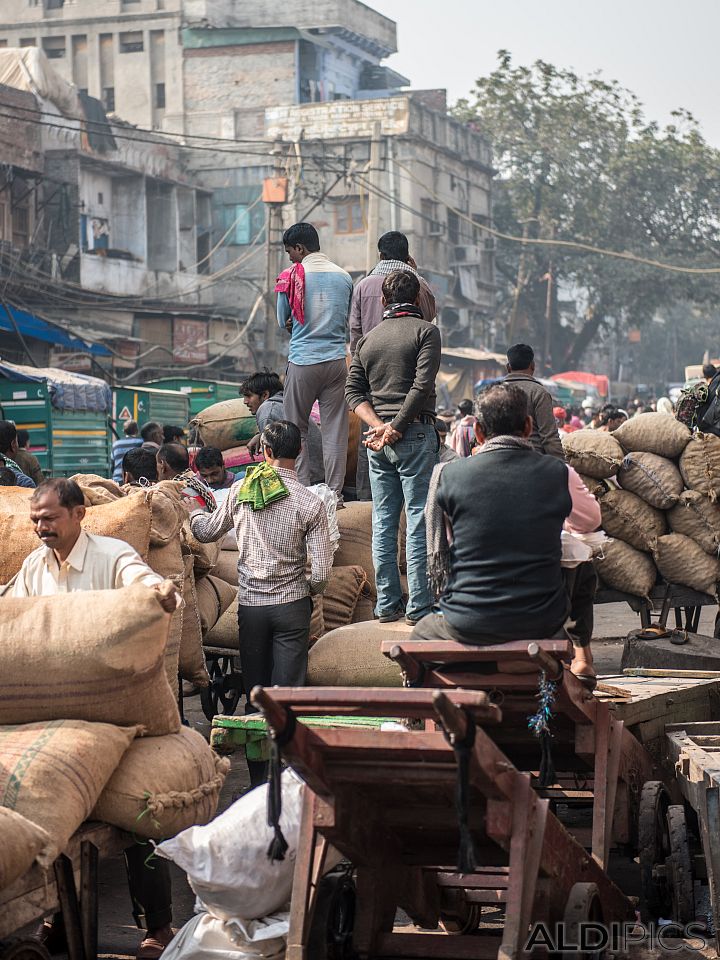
<box><xmin>111</xmin><ymin>436</ymin><xmax>143</xmax><ymax>482</ymax></box>
<box><xmin>189</xmin><ymin>467</ymin><xmax>332</xmax><ymax>606</ymax></box>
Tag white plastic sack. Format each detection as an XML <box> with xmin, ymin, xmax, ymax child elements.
<box><xmin>157</xmin><ymin>771</ymin><xmax>305</xmax><ymax>924</ymax></box>
<box><xmin>307</xmin><ymin>483</ymin><xmax>340</xmax><ymax>553</ymax></box>
<box><xmin>162</xmin><ymin>912</ymin><xmax>287</xmax><ymax>960</ymax></box>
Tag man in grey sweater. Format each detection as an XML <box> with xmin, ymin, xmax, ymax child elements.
<box><xmin>503</xmin><ymin>343</ymin><xmax>565</xmax><ymax>459</ymax></box>
<box><xmin>345</xmin><ymin>271</ymin><xmax>441</xmax><ymax>625</ymax></box>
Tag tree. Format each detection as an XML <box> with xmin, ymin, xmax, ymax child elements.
<box><xmin>455</xmin><ymin>54</ymin><xmax>720</xmax><ymax>374</ymax></box>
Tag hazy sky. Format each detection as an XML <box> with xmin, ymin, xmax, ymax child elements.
<box><xmin>370</xmin><ymin>0</ymin><xmax>720</xmax><ymax>145</ymax></box>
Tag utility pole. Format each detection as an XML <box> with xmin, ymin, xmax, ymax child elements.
<box><xmin>543</xmin><ymin>224</ymin><xmax>555</xmax><ymax>373</ymax></box>
<box><xmin>263</xmin><ymin>140</ymin><xmax>286</xmax><ymax>370</ymax></box>
<box><xmin>508</xmin><ymin>219</ymin><xmax>532</xmax><ymax>344</ymax></box>
<box><xmin>365</xmin><ymin>122</ymin><xmax>382</xmax><ymax>274</ymax></box>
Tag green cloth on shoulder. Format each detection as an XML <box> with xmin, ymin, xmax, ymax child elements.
<box><xmin>236</xmin><ymin>462</ymin><xmax>290</xmax><ymax>511</ymax></box>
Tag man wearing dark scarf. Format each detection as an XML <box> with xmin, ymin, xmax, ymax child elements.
<box><xmin>345</xmin><ymin>270</ymin><xmax>441</xmax><ymax>626</ymax></box>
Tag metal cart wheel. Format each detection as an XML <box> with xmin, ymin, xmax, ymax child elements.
<box><xmin>200</xmin><ymin>653</ymin><xmax>242</xmax><ymax>721</ymax></box>
<box><xmin>667</xmin><ymin>805</ymin><xmax>695</xmax><ymax>925</ymax></box>
<box><xmin>306</xmin><ymin>870</ymin><xmax>356</xmax><ymax>960</ymax></box>
<box><xmin>639</xmin><ymin>781</ymin><xmax>672</xmax><ymax>920</ymax></box>
<box><xmin>439</xmin><ymin>889</ymin><xmax>482</xmax><ymax>935</ymax></box>
<box><xmin>0</xmin><ymin>940</ymin><xmax>52</xmax><ymax>960</ymax></box>
<box><xmin>562</xmin><ymin>882</ymin><xmax>605</xmax><ymax>960</ymax></box>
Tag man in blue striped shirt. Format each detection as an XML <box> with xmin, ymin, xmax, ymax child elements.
<box><xmin>111</xmin><ymin>419</ymin><xmax>143</xmax><ymax>483</ymax></box>
<box><xmin>277</xmin><ymin>222</ymin><xmax>352</xmax><ymax>505</ymax></box>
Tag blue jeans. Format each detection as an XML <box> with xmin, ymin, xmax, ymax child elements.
<box><xmin>368</xmin><ymin>423</ymin><xmax>438</xmax><ymax>620</ymax></box>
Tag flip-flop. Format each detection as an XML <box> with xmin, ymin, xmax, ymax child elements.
<box><xmin>636</xmin><ymin>626</ymin><xmax>671</xmax><ymax>640</ymax></box>
<box><xmin>136</xmin><ymin>936</ymin><xmax>171</xmax><ymax>960</ymax></box>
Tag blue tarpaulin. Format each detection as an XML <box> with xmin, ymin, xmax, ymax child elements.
<box><xmin>0</xmin><ymin>303</ymin><xmax>110</xmax><ymax>356</ymax></box>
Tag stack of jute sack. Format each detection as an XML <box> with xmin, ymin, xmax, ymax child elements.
<box><xmin>0</xmin><ymin>475</ymin><xmax>236</xmax><ymax>690</ymax></box>
<box><xmin>189</xmin><ymin>398</ymin><xmax>257</xmax><ymax>466</ymax></box>
<box><xmin>0</xmin><ymin>583</ymin><xmax>229</xmax><ymax>893</ymax></box>
<box><xmin>563</xmin><ymin>413</ymin><xmax>720</xmax><ymax>598</ymax></box>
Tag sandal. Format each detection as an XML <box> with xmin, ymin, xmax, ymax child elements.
<box><xmin>136</xmin><ymin>934</ymin><xmax>173</xmax><ymax>960</ymax></box>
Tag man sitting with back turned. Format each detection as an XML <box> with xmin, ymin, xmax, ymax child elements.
<box><xmin>417</xmin><ymin>383</ymin><xmax>600</xmax><ymax>683</ymax></box>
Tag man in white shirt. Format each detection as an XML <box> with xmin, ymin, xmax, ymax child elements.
<box><xmin>6</xmin><ymin>479</ymin><xmax>179</xmax><ymax>960</ymax></box>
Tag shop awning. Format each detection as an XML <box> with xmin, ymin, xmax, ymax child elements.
<box><xmin>0</xmin><ymin>303</ymin><xmax>110</xmax><ymax>356</ymax></box>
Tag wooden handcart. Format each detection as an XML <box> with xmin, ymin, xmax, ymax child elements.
<box><xmin>251</xmin><ymin>640</ymin><xmax>637</xmax><ymax>960</ymax></box>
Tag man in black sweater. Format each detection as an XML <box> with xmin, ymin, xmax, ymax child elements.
<box><xmin>345</xmin><ymin>271</ymin><xmax>441</xmax><ymax>625</ymax></box>
<box><xmin>415</xmin><ymin>383</ymin><xmax>601</xmax><ymax>680</ymax></box>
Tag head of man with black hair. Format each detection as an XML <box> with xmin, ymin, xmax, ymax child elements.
<box><xmin>240</xmin><ymin>370</ymin><xmax>283</xmax><ymax>416</ymax></box>
<box><xmin>506</xmin><ymin>343</ymin><xmax>535</xmax><ymax>375</ymax></box>
<box><xmin>156</xmin><ymin>442</ymin><xmax>190</xmax><ymax>481</ymax></box>
<box><xmin>163</xmin><ymin>425</ymin><xmax>186</xmax><ymax>445</ymax></box>
<box><xmin>194</xmin><ymin>445</ymin><xmax>237</xmax><ymax>490</ymax></box>
<box><xmin>703</xmin><ymin>363</ymin><xmax>718</xmax><ymax>384</ymax></box>
<box><xmin>16</xmin><ymin>428</ymin><xmax>30</xmax><ymax>449</ymax></box>
<box><xmin>0</xmin><ymin>419</ymin><xmax>18</xmax><ymax>456</ymax></box>
<box><xmin>122</xmin><ymin>420</ymin><xmax>139</xmax><ymax>438</ymax></box>
<box><xmin>140</xmin><ymin>421</ymin><xmax>163</xmax><ymax>448</ymax></box>
<box><xmin>458</xmin><ymin>399</ymin><xmax>474</xmax><ymax>418</ymax></box>
<box><xmin>282</xmin><ymin>222</ymin><xmax>320</xmax><ymax>265</ymax></box>
<box><xmin>377</xmin><ymin>231</ymin><xmax>410</xmax><ymax>263</ymax></box>
<box><xmin>29</xmin><ymin>478</ymin><xmax>86</xmax><ymax>561</ymax></box>
<box><xmin>381</xmin><ymin>270</ymin><xmax>420</xmax><ymax>309</ymax></box>
<box><xmin>122</xmin><ymin>447</ymin><xmax>158</xmax><ymax>486</ymax></box>
<box><xmin>260</xmin><ymin>420</ymin><xmax>302</xmax><ymax>466</ymax></box>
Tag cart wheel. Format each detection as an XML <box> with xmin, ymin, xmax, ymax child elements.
<box><xmin>667</xmin><ymin>805</ymin><xmax>694</xmax><ymax>925</ymax></box>
<box><xmin>439</xmin><ymin>889</ymin><xmax>482</xmax><ymax>935</ymax></box>
<box><xmin>0</xmin><ymin>940</ymin><xmax>52</xmax><ymax>960</ymax></box>
<box><xmin>307</xmin><ymin>870</ymin><xmax>356</xmax><ymax>960</ymax></box>
<box><xmin>639</xmin><ymin>781</ymin><xmax>672</xmax><ymax>920</ymax></box>
<box><xmin>563</xmin><ymin>883</ymin><xmax>605</xmax><ymax>960</ymax></box>
<box><xmin>200</xmin><ymin>654</ymin><xmax>242</xmax><ymax>721</ymax></box>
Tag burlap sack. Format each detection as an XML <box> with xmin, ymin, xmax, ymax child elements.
<box><xmin>352</xmin><ymin>591</ymin><xmax>376</xmax><ymax>623</ymax></box>
<box><xmin>578</xmin><ymin>474</ymin><xmax>610</xmax><ymax>497</ymax></box>
<box><xmin>654</xmin><ymin>533</ymin><xmax>720</xmax><ymax>596</ymax></box>
<box><xmin>598</xmin><ymin>487</ymin><xmax>667</xmax><ymax>553</ymax></box>
<box><xmin>0</xmin><ymin>488</ymin><xmax>153</xmax><ymax>584</ymax></box>
<box><xmin>594</xmin><ymin>539</ymin><xmax>657</xmax><ymax>597</ymax></box>
<box><xmin>70</xmin><ymin>474</ymin><xmax>124</xmax><ymax>505</ymax></box>
<box><xmin>0</xmin><ymin>808</ymin><xmax>55</xmax><ymax>887</ymax></box>
<box><xmin>679</xmin><ymin>433</ymin><xmax>720</xmax><ymax>502</ymax></box>
<box><xmin>213</xmin><ymin>549</ymin><xmax>238</xmax><ymax>585</ymax></box>
<box><xmin>668</xmin><ymin>490</ymin><xmax>720</xmax><ymax>556</ymax></box>
<box><xmin>184</xmin><ymin>524</ymin><xmax>221</xmax><ymax>581</ymax></box>
<box><xmin>322</xmin><ymin>566</ymin><xmax>368</xmax><ymax>633</ymax></box>
<box><xmin>147</xmin><ymin>487</ymin><xmax>185</xmax><ymax>546</ymax></box>
<box><xmin>92</xmin><ymin>727</ymin><xmax>230</xmax><ymax>840</ymax></box>
<box><xmin>148</xmin><ymin>539</ymin><xmax>186</xmax><ymax>698</ymax></box>
<box><xmin>205</xmin><ymin>599</ymin><xmax>238</xmax><ymax>649</ymax></box>
<box><xmin>310</xmin><ymin>595</ymin><xmax>325</xmax><ymax>643</ymax></box>
<box><xmin>196</xmin><ymin>576</ymin><xmax>237</xmax><ymax>635</ymax></box>
<box><xmin>614</xmin><ymin>412</ymin><xmax>691</xmax><ymax>458</ymax></box>
<box><xmin>189</xmin><ymin>398</ymin><xmax>256</xmax><ymax>451</ymax></box>
<box><xmin>561</xmin><ymin>431</ymin><xmax>623</xmax><ymax>479</ymax></box>
<box><xmin>617</xmin><ymin>452</ymin><xmax>683</xmax><ymax>510</ymax></box>
<box><xmin>0</xmin><ymin>584</ymin><xmax>181</xmax><ymax>734</ymax></box>
<box><xmin>308</xmin><ymin>621</ymin><xmax>405</xmax><ymax>687</ymax></box>
<box><xmin>0</xmin><ymin>720</ymin><xmax>137</xmax><ymax>861</ymax></box>
<box><xmin>335</xmin><ymin>502</ymin><xmax>375</xmax><ymax>597</ymax></box>
<box><xmin>180</xmin><ymin>551</ymin><xmax>210</xmax><ymax>686</ymax></box>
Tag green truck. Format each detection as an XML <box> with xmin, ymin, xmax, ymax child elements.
<box><xmin>147</xmin><ymin>378</ymin><xmax>241</xmax><ymax>419</ymax></box>
<box><xmin>112</xmin><ymin>384</ymin><xmax>190</xmax><ymax>432</ymax></box>
<box><xmin>0</xmin><ymin>362</ymin><xmax>112</xmax><ymax>478</ymax></box>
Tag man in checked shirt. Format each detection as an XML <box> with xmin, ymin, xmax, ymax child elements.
<box><xmin>189</xmin><ymin>419</ymin><xmax>332</xmax><ymax>783</ymax></box>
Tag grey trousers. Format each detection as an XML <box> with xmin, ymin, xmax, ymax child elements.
<box><xmin>284</xmin><ymin>359</ymin><xmax>348</xmax><ymax>498</ymax></box>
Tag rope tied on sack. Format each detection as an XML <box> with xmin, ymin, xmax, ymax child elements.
<box><xmin>266</xmin><ymin>708</ymin><xmax>297</xmax><ymax>862</ymax></box>
<box><xmin>528</xmin><ymin>671</ymin><xmax>558</xmax><ymax>787</ymax></box>
<box><xmin>442</xmin><ymin>712</ymin><xmax>477</xmax><ymax>873</ymax></box>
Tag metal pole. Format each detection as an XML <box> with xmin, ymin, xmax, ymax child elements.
<box><xmin>264</xmin><ymin>140</ymin><xmax>284</xmax><ymax>370</ymax></box>
<box><xmin>365</xmin><ymin>122</ymin><xmax>382</xmax><ymax>274</ymax></box>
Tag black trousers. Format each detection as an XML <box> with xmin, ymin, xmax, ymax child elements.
<box><xmin>238</xmin><ymin>597</ymin><xmax>312</xmax><ymax>703</ymax></box>
<box><xmin>124</xmin><ymin>845</ymin><xmax>172</xmax><ymax>930</ymax></box>
<box><xmin>562</xmin><ymin>561</ymin><xmax>598</xmax><ymax>649</ymax></box>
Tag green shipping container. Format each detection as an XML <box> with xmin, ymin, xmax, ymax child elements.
<box><xmin>112</xmin><ymin>385</ymin><xmax>190</xmax><ymax>431</ymax></box>
<box><xmin>147</xmin><ymin>378</ymin><xmax>240</xmax><ymax>418</ymax></box>
<box><xmin>0</xmin><ymin>378</ymin><xmax>111</xmax><ymax>478</ymax></box>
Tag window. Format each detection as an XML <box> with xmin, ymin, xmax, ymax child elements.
<box><xmin>0</xmin><ymin>41</ymin><xmax>7</xmax><ymax>49</ymax></box>
<box><xmin>103</xmin><ymin>87</ymin><xmax>115</xmax><ymax>112</ymax></box>
<box><xmin>42</xmin><ymin>36</ymin><xmax>66</xmax><ymax>58</ymax></box>
<box><xmin>447</xmin><ymin>209</ymin><xmax>460</xmax><ymax>245</ymax></box>
<box><xmin>421</xmin><ymin>198</ymin><xmax>442</xmax><ymax>236</ymax></box>
<box><xmin>222</xmin><ymin>203</ymin><xmax>263</xmax><ymax>246</ymax></box>
<box><xmin>119</xmin><ymin>31</ymin><xmax>144</xmax><ymax>53</ymax></box>
<box><xmin>155</xmin><ymin>83</ymin><xmax>165</xmax><ymax>109</ymax></box>
<box><xmin>45</xmin><ymin>0</ymin><xmax>65</xmax><ymax>8</ymax></box>
<box><xmin>20</xmin><ymin>38</ymin><xmax>37</xmax><ymax>47</ymax></box>
<box><xmin>334</xmin><ymin>197</ymin><xmax>364</xmax><ymax>234</ymax></box>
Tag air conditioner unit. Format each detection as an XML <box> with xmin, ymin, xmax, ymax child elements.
<box><xmin>450</xmin><ymin>244</ymin><xmax>482</xmax><ymax>266</ymax></box>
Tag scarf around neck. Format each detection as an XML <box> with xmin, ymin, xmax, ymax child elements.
<box><xmin>383</xmin><ymin>302</ymin><xmax>424</xmax><ymax>321</ymax></box>
<box><xmin>478</xmin><ymin>435</ymin><xmax>533</xmax><ymax>454</ymax></box>
<box><xmin>371</xmin><ymin>259</ymin><xmax>420</xmax><ymax>279</ymax></box>
<box><xmin>237</xmin><ymin>462</ymin><xmax>290</xmax><ymax>511</ymax></box>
